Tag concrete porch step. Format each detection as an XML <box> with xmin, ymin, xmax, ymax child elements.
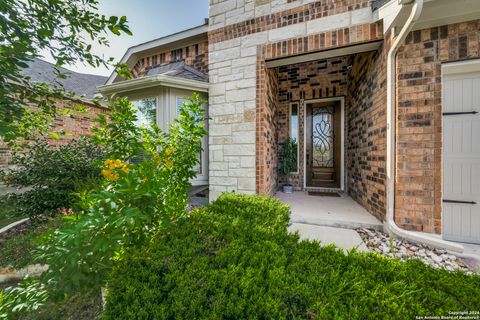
<box><xmin>277</xmin><ymin>191</ymin><xmax>383</xmax><ymax>231</ymax></box>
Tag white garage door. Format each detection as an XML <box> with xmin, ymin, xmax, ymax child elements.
<box><xmin>442</xmin><ymin>71</ymin><xmax>480</xmax><ymax>244</ymax></box>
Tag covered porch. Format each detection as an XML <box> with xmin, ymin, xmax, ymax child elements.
<box><xmin>259</xmin><ymin>41</ymin><xmax>388</xmax><ymax>232</ymax></box>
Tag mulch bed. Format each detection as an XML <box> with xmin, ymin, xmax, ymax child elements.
<box><xmin>0</xmin><ymin>218</ymin><xmax>34</xmax><ymax>245</ymax></box>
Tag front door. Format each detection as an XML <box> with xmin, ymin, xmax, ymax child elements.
<box><xmin>306</xmin><ymin>101</ymin><xmax>341</xmax><ymax>188</ymax></box>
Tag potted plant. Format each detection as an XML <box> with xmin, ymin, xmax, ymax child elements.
<box><xmin>280</xmin><ymin>138</ymin><xmax>297</xmax><ymax>193</ymax></box>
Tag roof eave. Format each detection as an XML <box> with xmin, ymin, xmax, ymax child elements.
<box><xmin>98</xmin><ymin>74</ymin><xmax>209</xmax><ymax>96</ymax></box>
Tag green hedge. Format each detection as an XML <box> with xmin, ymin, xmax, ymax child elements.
<box><xmin>103</xmin><ymin>194</ymin><xmax>480</xmax><ymax>319</ymax></box>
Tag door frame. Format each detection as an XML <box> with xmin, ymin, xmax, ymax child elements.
<box><xmin>303</xmin><ymin>97</ymin><xmax>345</xmax><ymax>191</ymax></box>
<box><xmin>441</xmin><ymin>59</ymin><xmax>480</xmax><ymax>241</ymax></box>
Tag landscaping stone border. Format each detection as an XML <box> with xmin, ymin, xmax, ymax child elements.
<box><xmin>0</xmin><ymin>218</ymin><xmax>28</xmax><ymax>235</ymax></box>
<box><xmin>357</xmin><ymin>228</ymin><xmax>480</xmax><ymax>274</ymax></box>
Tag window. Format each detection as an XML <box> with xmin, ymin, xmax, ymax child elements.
<box><xmin>160</xmin><ymin>53</ymin><xmax>165</xmax><ymax>63</ymax></box>
<box><xmin>290</xmin><ymin>103</ymin><xmax>299</xmax><ymax>172</ymax></box>
<box><xmin>195</xmin><ymin>44</ymin><xmax>199</xmax><ymax>56</ymax></box>
<box><xmin>132</xmin><ymin>98</ymin><xmax>157</xmax><ymax>129</ymax></box>
<box><xmin>177</xmin><ymin>48</ymin><xmax>183</xmax><ymax>60</ymax></box>
<box><xmin>177</xmin><ymin>97</ymin><xmax>202</xmax><ymax>174</ymax></box>
<box><xmin>176</xmin><ymin>97</ymin><xmax>186</xmax><ymax>115</ymax></box>
<box><xmin>186</xmin><ymin>46</ymin><xmax>190</xmax><ymax>57</ymax></box>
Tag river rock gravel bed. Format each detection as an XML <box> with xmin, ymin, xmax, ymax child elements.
<box><xmin>357</xmin><ymin>228</ymin><xmax>473</xmax><ymax>273</ymax></box>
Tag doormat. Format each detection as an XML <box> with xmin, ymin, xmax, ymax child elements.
<box><xmin>308</xmin><ymin>191</ymin><xmax>341</xmax><ymax>197</ymax></box>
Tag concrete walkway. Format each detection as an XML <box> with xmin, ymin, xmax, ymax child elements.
<box><xmin>277</xmin><ymin>191</ymin><xmax>382</xmax><ymax>230</ymax></box>
<box><xmin>277</xmin><ymin>191</ymin><xmax>381</xmax><ymax>253</ymax></box>
<box><xmin>288</xmin><ymin>223</ymin><xmax>368</xmax><ymax>252</ymax></box>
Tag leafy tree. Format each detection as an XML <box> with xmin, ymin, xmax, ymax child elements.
<box><xmin>0</xmin><ymin>0</ymin><xmax>132</xmax><ymax>138</ymax></box>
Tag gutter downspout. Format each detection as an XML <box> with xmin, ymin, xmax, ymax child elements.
<box><xmin>385</xmin><ymin>0</ymin><xmax>464</xmax><ymax>252</ymax></box>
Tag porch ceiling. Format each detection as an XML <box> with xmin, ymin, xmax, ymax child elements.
<box><xmin>265</xmin><ymin>41</ymin><xmax>382</xmax><ymax>68</ymax></box>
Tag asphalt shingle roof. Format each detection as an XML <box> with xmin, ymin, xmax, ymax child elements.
<box><xmin>146</xmin><ymin>61</ymin><xmax>208</xmax><ymax>82</ymax></box>
<box><xmin>372</xmin><ymin>0</ymin><xmax>390</xmax><ymax>11</ymax></box>
<box><xmin>20</xmin><ymin>58</ymin><xmax>108</xmax><ymax>98</ymax></box>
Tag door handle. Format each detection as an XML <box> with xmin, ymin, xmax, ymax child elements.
<box><xmin>443</xmin><ymin>199</ymin><xmax>477</xmax><ymax>205</ymax></box>
<box><xmin>442</xmin><ymin>111</ymin><xmax>478</xmax><ymax>116</ymax></box>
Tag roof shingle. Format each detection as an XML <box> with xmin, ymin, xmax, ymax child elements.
<box><xmin>20</xmin><ymin>58</ymin><xmax>108</xmax><ymax>98</ymax></box>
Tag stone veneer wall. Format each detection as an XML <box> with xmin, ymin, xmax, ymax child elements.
<box><xmin>395</xmin><ymin>20</ymin><xmax>480</xmax><ymax>233</ymax></box>
<box><xmin>208</xmin><ymin>0</ymin><xmax>381</xmax><ymax>200</ymax></box>
<box><xmin>346</xmin><ymin>47</ymin><xmax>388</xmax><ymax>221</ymax></box>
<box><xmin>131</xmin><ymin>40</ymin><xmax>209</xmax><ymax>78</ymax></box>
<box><xmin>276</xmin><ymin>57</ymin><xmax>349</xmax><ymax>190</ymax></box>
<box><xmin>0</xmin><ymin>101</ymin><xmax>107</xmax><ymax>170</ymax></box>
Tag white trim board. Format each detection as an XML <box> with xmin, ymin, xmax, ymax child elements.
<box><xmin>98</xmin><ymin>74</ymin><xmax>209</xmax><ymax>96</ymax></box>
<box><xmin>265</xmin><ymin>41</ymin><xmax>382</xmax><ymax>68</ymax></box>
<box><xmin>303</xmin><ymin>97</ymin><xmax>345</xmax><ymax>191</ymax></box>
<box><xmin>442</xmin><ymin>59</ymin><xmax>480</xmax><ymax>76</ymax></box>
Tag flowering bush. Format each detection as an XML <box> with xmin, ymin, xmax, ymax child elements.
<box><xmin>0</xmin><ymin>94</ymin><xmax>207</xmax><ymax>317</ymax></box>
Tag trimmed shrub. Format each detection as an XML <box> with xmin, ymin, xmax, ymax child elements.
<box><xmin>103</xmin><ymin>194</ymin><xmax>480</xmax><ymax>320</ymax></box>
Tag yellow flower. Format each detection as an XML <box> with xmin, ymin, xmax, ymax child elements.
<box><xmin>109</xmin><ymin>173</ymin><xmax>120</xmax><ymax>181</ymax></box>
<box><xmin>165</xmin><ymin>147</ymin><xmax>174</xmax><ymax>157</ymax></box>
<box><xmin>101</xmin><ymin>159</ymin><xmax>127</xmax><ymax>181</ymax></box>
<box><xmin>101</xmin><ymin>169</ymin><xmax>111</xmax><ymax>178</ymax></box>
<box><xmin>165</xmin><ymin>159</ymin><xmax>174</xmax><ymax>169</ymax></box>
<box><xmin>152</xmin><ymin>153</ymin><xmax>162</xmax><ymax>165</ymax></box>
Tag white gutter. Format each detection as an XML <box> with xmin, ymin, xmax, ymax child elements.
<box><xmin>385</xmin><ymin>0</ymin><xmax>464</xmax><ymax>252</ymax></box>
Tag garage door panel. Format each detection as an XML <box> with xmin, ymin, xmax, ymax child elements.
<box><xmin>473</xmin><ymin>120</ymin><xmax>480</xmax><ymax>153</ymax></box>
<box><xmin>462</xmin><ymin>79</ymin><xmax>473</xmax><ymax>111</ymax></box>
<box><xmin>442</xmin><ymin>71</ymin><xmax>480</xmax><ymax>244</ymax></box>
<box><xmin>453</xmin><ymin>80</ymin><xmax>463</xmax><ymax>112</ymax></box>
<box><xmin>461</xmin><ymin>121</ymin><xmax>471</xmax><ymax>153</ymax></box>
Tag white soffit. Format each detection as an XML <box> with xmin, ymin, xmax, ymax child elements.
<box><xmin>412</xmin><ymin>0</ymin><xmax>480</xmax><ymax>31</ymax></box>
<box><xmin>265</xmin><ymin>41</ymin><xmax>383</xmax><ymax>68</ymax></box>
<box><xmin>378</xmin><ymin>0</ymin><xmax>480</xmax><ymax>34</ymax></box>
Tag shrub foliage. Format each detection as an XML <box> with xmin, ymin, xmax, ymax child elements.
<box><xmin>104</xmin><ymin>194</ymin><xmax>480</xmax><ymax>319</ymax></box>
<box><xmin>0</xmin><ymin>94</ymin><xmax>207</xmax><ymax>318</ymax></box>
<box><xmin>0</xmin><ymin>138</ymin><xmax>103</xmax><ymax>219</ymax></box>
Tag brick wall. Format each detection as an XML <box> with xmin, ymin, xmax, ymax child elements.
<box><xmin>256</xmin><ymin>66</ymin><xmax>279</xmax><ymax>194</ymax></box>
<box><xmin>346</xmin><ymin>48</ymin><xmax>388</xmax><ymax>221</ymax></box>
<box><xmin>0</xmin><ymin>100</ymin><xmax>107</xmax><ymax>169</ymax></box>
<box><xmin>395</xmin><ymin>20</ymin><xmax>480</xmax><ymax>233</ymax></box>
<box><xmin>131</xmin><ymin>40</ymin><xmax>209</xmax><ymax>78</ymax></box>
<box><xmin>276</xmin><ymin>57</ymin><xmax>349</xmax><ymax>190</ymax></box>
